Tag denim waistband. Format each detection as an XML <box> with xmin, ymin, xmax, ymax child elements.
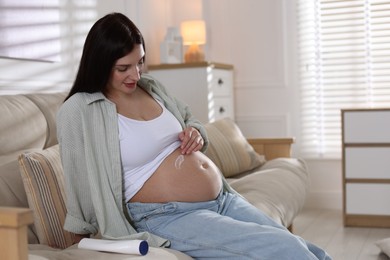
<box><xmin>126</xmin><ymin>189</ymin><xmax>227</xmax><ymax>221</ymax></box>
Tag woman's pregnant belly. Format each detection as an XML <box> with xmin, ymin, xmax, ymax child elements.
<box><xmin>130</xmin><ymin>148</ymin><xmax>223</xmax><ymax>203</ymax></box>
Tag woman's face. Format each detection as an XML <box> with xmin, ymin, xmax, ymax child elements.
<box><xmin>106</xmin><ymin>44</ymin><xmax>145</xmax><ymax>96</ymax></box>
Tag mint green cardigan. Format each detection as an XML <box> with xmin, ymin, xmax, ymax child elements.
<box><xmin>57</xmin><ymin>74</ymin><xmax>233</xmax><ymax>247</ymax></box>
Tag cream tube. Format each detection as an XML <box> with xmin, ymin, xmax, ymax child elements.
<box><xmin>78</xmin><ymin>238</ymin><xmax>149</xmax><ymax>255</ymax></box>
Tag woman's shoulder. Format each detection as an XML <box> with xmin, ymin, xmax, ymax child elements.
<box><xmin>139</xmin><ymin>73</ymin><xmax>157</xmax><ymax>83</ymax></box>
<box><xmin>65</xmin><ymin>92</ymin><xmax>105</xmax><ymax>106</ymax></box>
<box><xmin>139</xmin><ymin>74</ymin><xmax>166</xmax><ymax>91</ymax></box>
<box><xmin>59</xmin><ymin>92</ymin><xmax>105</xmax><ymax>115</ymax></box>
<box><xmin>139</xmin><ymin>74</ymin><xmax>174</xmax><ymax>102</ymax></box>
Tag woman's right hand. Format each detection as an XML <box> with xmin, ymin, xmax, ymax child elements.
<box><xmin>179</xmin><ymin>127</ymin><xmax>204</xmax><ymax>154</ymax></box>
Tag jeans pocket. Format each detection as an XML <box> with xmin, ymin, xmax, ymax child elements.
<box><xmin>129</xmin><ymin>203</ymin><xmax>177</xmax><ymax>232</ymax></box>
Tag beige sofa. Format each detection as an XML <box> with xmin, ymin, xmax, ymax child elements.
<box><xmin>0</xmin><ymin>92</ymin><xmax>309</xmax><ymax>260</ymax></box>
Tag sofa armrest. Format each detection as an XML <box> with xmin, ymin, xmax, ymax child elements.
<box><xmin>0</xmin><ymin>207</ymin><xmax>33</xmax><ymax>260</ymax></box>
<box><xmin>246</xmin><ymin>138</ymin><xmax>296</xmax><ymax>232</ymax></box>
<box><xmin>247</xmin><ymin>138</ymin><xmax>294</xmax><ymax>160</ymax></box>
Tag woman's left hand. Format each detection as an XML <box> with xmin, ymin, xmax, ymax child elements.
<box><xmin>179</xmin><ymin>127</ymin><xmax>204</xmax><ymax>154</ymax></box>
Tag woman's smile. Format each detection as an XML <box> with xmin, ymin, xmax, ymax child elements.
<box><xmin>124</xmin><ymin>82</ymin><xmax>136</xmax><ymax>89</ymax></box>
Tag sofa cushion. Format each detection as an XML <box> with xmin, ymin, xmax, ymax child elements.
<box><xmin>24</xmin><ymin>92</ymin><xmax>67</xmax><ymax>149</ymax></box>
<box><xmin>204</xmin><ymin>118</ymin><xmax>265</xmax><ymax>177</ymax></box>
<box><xmin>227</xmin><ymin>158</ymin><xmax>309</xmax><ymax>227</ymax></box>
<box><xmin>0</xmin><ymin>95</ymin><xmax>46</xmax><ymax>157</ymax></box>
<box><xmin>19</xmin><ymin>145</ymin><xmax>74</xmax><ymax>249</ymax></box>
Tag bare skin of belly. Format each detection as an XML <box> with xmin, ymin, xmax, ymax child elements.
<box><xmin>130</xmin><ymin>148</ymin><xmax>223</xmax><ymax>203</ymax></box>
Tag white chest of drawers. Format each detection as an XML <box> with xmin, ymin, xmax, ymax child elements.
<box><xmin>342</xmin><ymin>108</ymin><xmax>390</xmax><ymax>227</ymax></box>
<box><xmin>148</xmin><ymin>62</ymin><xmax>234</xmax><ymax>124</ymax></box>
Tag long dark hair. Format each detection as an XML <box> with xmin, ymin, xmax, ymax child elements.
<box><xmin>65</xmin><ymin>13</ymin><xmax>145</xmax><ymax>101</ymax></box>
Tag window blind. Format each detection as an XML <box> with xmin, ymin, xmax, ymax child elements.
<box><xmin>298</xmin><ymin>0</ymin><xmax>390</xmax><ymax>158</ymax></box>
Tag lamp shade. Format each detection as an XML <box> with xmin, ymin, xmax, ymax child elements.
<box><xmin>181</xmin><ymin>20</ymin><xmax>206</xmax><ymax>45</ymax></box>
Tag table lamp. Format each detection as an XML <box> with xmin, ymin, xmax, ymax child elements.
<box><xmin>180</xmin><ymin>20</ymin><xmax>206</xmax><ymax>63</ymax></box>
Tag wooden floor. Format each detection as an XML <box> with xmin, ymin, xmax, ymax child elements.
<box><xmin>293</xmin><ymin>208</ymin><xmax>390</xmax><ymax>260</ymax></box>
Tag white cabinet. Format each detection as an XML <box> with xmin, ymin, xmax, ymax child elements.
<box><xmin>342</xmin><ymin>109</ymin><xmax>390</xmax><ymax>227</ymax></box>
<box><xmin>148</xmin><ymin>62</ymin><xmax>234</xmax><ymax>124</ymax></box>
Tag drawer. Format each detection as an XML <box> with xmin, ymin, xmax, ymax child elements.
<box><xmin>343</xmin><ymin>110</ymin><xmax>390</xmax><ymax>143</ymax></box>
<box><xmin>210</xmin><ymin>69</ymin><xmax>232</xmax><ymax>96</ymax></box>
<box><xmin>346</xmin><ymin>183</ymin><xmax>390</xmax><ymax>215</ymax></box>
<box><xmin>345</xmin><ymin>147</ymin><xmax>390</xmax><ymax>179</ymax></box>
<box><xmin>210</xmin><ymin>97</ymin><xmax>234</xmax><ymax>121</ymax></box>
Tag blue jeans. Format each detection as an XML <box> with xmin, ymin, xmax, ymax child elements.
<box><xmin>127</xmin><ymin>191</ymin><xmax>332</xmax><ymax>260</ymax></box>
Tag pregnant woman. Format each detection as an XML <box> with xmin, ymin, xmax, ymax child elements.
<box><xmin>57</xmin><ymin>12</ymin><xmax>331</xmax><ymax>260</ymax></box>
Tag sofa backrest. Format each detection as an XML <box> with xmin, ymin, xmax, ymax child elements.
<box><xmin>0</xmin><ymin>92</ymin><xmax>67</xmax><ymax>165</ymax></box>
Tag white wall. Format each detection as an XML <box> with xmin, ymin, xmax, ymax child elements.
<box><xmin>0</xmin><ymin>0</ymin><xmax>342</xmax><ymax>210</ymax></box>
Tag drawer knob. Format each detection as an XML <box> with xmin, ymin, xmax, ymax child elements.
<box><xmin>218</xmin><ymin>78</ymin><xmax>224</xmax><ymax>85</ymax></box>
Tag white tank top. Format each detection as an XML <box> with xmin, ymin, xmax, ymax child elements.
<box><xmin>118</xmin><ymin>99</ymin><xmax>182</xmax><ymax>201</ymax></box>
